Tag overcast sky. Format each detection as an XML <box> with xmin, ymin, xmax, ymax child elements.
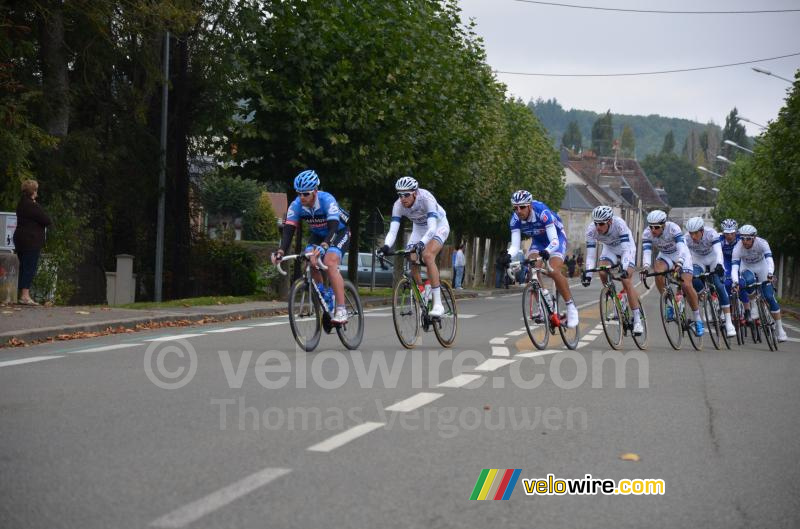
<box><xmin>457</xmin><ymin>0</ymin><xmax>800</xmax><ymax>136</ymax></box>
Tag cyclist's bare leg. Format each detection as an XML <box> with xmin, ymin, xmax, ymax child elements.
<box><xmin>679</xmin><ymin>269</ymin><xmax>699</xmax><ymax>311</ymax></box>
<box><xmin>547</xmin><ymin>255</ymin><xmax>572</xmax><ymax>302</ymax></box>
<box><xmin>597</xmin><ymin>257</ymin><xmax>613</xmax><ymax>286</ymax></box>
<box><xmin>409</xmin><ymin>252</ymin><xmax>423</xmax><ymax>287</ymax></box>
<box><xmin>323</xmin><ymin>252</ymin><xmax>345</xmax><ymax>304</ymax></box>
<box><xmin>653</xmin><ymin>259</ymin><xmax>668</xmax><ymax>294</ymax></box>
<box><xmin>622</xmin><ymin>266</ymin><xmax>640</xmax><ymax>310</ymax></box>
<box><xmin>422</xmin><ymin>239</ymin><xmax>443</xmax><ymax>286</ymax></box>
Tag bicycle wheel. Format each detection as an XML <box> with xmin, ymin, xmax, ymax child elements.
<box><xmin>433</xmin><ymin>281</ymin><xmax>458</xmax><ymax>348</ymax></box>
<box><xmin>731</xmin><ymin>298</ymin><xmax>744</xmax><ymax>346</ymax></box>
<box><xmin>757</xmin><ymin>297</ymin><xmax>777</xmax><ymax>351</ymax></box>
<box><xmin>335</xmin><ymin>280</ymin><xmax>364</xmax><ymax>350</ymax></box>
<box><xmin>556</xmin><ymin>291</ymin><xmax>579</xmax><ymax>350</ymax></box>
<box><xmin>522</xmin><ymin>283</ymin><xmax>549</xmax><ymax>349</ymax></box>
<box><xmin>660</xmin><ymin>288</ymin><xmax>682</xmax><ymax>350</ymax></box>
<box><xmin>632</xmin><ymin>303</ymin><xmax>648</xmax><ymax>350</ymax></box>
<box><xmin>392</xmin><ymin>277</ymin><xmax>421</xmax><ymax>349</ymax></box>
<box><xmin>703</xmin><ymin>289</ymin><xmax>721</xmax><ymax>350</ymax></box>
<box><xmin>686</xmin><ymin>299</ymin><xmax>703</xmax><ymax>351</ymax></box>
<box><xmin>599</xmin><ymin>286</ymin><xmax>623</xmax><ymax>349</ymax></box>
<box><xmin>288</xmin><ymin>277</ymin><xmax>322</xmax><ymax>352</ymax></box>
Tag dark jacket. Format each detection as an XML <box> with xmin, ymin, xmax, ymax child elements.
<box><xmin>13</xmin><ymin>195</ymin><xmax>51</xmax><ymax>252</ymax></box>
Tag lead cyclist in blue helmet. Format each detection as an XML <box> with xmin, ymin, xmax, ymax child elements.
<box><xmin>719</xmin><ymin>218</ymin><xmax>751</xmax><ymax>322</ymax></box>
<box><xmin>272</xmin><ymin>169</ymin><xmax>351</xmax><ymax>323</ymax></box>
<box><xmin>507</xmin><ymin>190</ymin><xmax>579</xmax><ymax>328</ymax></box>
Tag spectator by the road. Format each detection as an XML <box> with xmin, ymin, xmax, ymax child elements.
<box><xmin>495</xmin><ymin>252</ymin><xmax>511</xmax><ymax>289</ymax></box>
<box><xmin>453</xmin><ymin>243</ymin><xmax>466</xmax><ymax>289</ymax></box>
<box><xmin>14</xmin><ymin>180</ymin><xmax>51</xmax><ymax>305</ymax></box>
<box><xmin>567</xmin><ymin>254</ymin><xmax>577</xmax><ymax>277</ymax></box>
<box><xmin>576</xmin><ymin>253</ymin><xmax>584</xmax><ymax>273</ymax></box>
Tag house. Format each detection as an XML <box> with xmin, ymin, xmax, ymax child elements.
<box><xmin>668</xmin><ymin>206</ymin><xmax>715</xmax><ymax>231</ymax></box>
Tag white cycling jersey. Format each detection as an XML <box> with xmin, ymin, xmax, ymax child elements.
<box><xmin>685</xmin><ymin>227</ymin><xmax>724</xmax><ymax>268</ymax></box>
<box><xmin>584</xmin><ymin>216</ymin><xmax>635</xmax><ymax>272</ymax></box>
<box><xmin>642</xmin><ymin>221</ymin><xmax>692</xmax><ymax>271</ymax></box>
<box><xmin>731</xmin><ymin>237</ymin><xmax>774</xmax><ymax>281</ymax></box>
<box><xmin>384</xmin><ymin>188</ymin><xmax>447</xmax><ymax>248</ymax></box>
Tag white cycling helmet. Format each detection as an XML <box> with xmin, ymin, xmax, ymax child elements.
<box><xmin>395</xmin><ymin>176</ymin><xmax>418</xmax><ymax>191</ymax></box>
<box><xmin>685</xmin><ymin>216</ymin><xmax>705</xmax><ymax>233</ymax></box>
<box><xmin>592</xmin><ymin>205</ymin><xmax>614</xmax><ymax>222</ymax></box>
<box><xmin>721</xmin><ymin>218</ymin><xmax>738</xmax><ymax>233</ymax></box>
<box><xmin>511</xmin><ymin>190</ymin><xmax>533</xmax><ymax>206</ymax></box>
<box><xmin>739</xmin><ymin>224</ymin><xmax>757</xmax><ymax>236</ymax></box>
<box><xmin>646</xmin><ymin>210</ymin><xmax>668</xmax><ymax>225</ymax></box>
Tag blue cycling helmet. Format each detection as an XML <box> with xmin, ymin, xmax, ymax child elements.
<box><xmin>721</xmin><ymin>219</ymin><xmax>738</xmax><ymax>233</ymax></box>
<box><xmin>511</xmin><ymin>190</ymin><xmax>533</xmax><ymax>206</ymax></box>
<box><xmin>294</xmin><ymin>169</ymin><xmax>320</xmax><ymax>192</ymax></box>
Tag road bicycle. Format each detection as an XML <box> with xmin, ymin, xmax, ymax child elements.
<box><xmin>378</xmin><ymin>248</ymin><xmax>457</xmax><ymax>349</ymax></box>
<box><xmin>734</xmin><ymin>279</ymin><xmax>779</xmax><ymax>351</ymax></box>
<box><xmin>512</xmin><ymin>257</ymin><xmax>579</xmax><ymax>350</ymax></box>
<box><xmin>643</xmin><ymin>269</ymin><xmax>703</xmax><ymax>351</ymax></box>
<box><xmin>695</xmin><ymin>269</ymin><xmax>730</xmax><ymax>350</ymax></box>
<box><xmin>584</xmin><ymin>262</ymin><xmax>647</xmax><ymax>350</ymax></box>
<box><xmin>275</xmin><ymin>252</ymin><xmax>364</xmax><ymax>351</ymax></box>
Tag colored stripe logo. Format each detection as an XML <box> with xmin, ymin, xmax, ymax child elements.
<box><xmin>470</xmin><ymin>469</ymin><xmax>522</xmax><ymax>500</ymax></box>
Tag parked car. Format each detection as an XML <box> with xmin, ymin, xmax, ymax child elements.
<box><xmin>339</xmin><ymin>252</ymin><xmax>396</xmax><ymax>287</ymax></box>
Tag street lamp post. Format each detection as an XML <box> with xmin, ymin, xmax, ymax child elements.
<box><xmin>723</xmin><ymin>139</ymin><xmax>754</xmax><ymax>154</ymax></box>
<box><xmin>752</xmin><ymin>67</ymin><xmax>793</xmax><ymax>84</ymax></box>
<box><xmin>716</xmin><ymin>155</ymin><xmax>734</xmax><ymax>165</ymax></box>
<box><xmin>739</xmin><ymin>116</ymin><xmax>767</xmax><ymax>129</ymax></box>
<box><xmin>698</xmin><ymin>166</ymin><xmax>723</xmax><ymax>178</ymax></box>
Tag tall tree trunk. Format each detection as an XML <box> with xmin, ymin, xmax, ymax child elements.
<box><xmin>38</xmin><ymin>1</ymin><xmax>69</xmax><ymax>137</ymax></box>
<box><xmin>473</xmin><ymin>237</ymin><xmax>486</xmax><ymax>288</ymax></box>
<box><xmin>347</xmin><ymin>200</ymin><xmax>361</xmax><ymax>283</ymax></box>
<box><xmin>463</xmin><ymin>236</ymin><xmax>474</xmax><ymax>286</ymax></box>
<box><xmin>171</xmin><ymin>35</ymin><xmax>191</xmax><ymax>298</ymax></box>
<box><xmin>484</xmin><ymin>238</ymin><xmax>497</xmax><ymax>288</ymax></box>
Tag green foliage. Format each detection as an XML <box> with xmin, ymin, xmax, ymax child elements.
<box><xmin>561</xmin><ymin>120</ymin><xmax>582</xmax><ymax>152</ymax></box>
<box><xmin>640</xmin><ymin>153</ymin><xmax>701</xmax><ymax>207</ymax></box>
<box><xmin>720</xmin><ymin>107</ymin><xmax>750</xmax><ymax>160</ymax></box>
<box><xmin>190</xmin><ymin>238</ymin><xmax>258</xmax><ymax>296</ymax></box>
<box><xmin>243</xmin><ymin>191</ymin><xmax>280</xmax><ymax>241</ymax></box>
<box><xmin>591</xmin><ymin>111</ymin><xmax>614</xmax><ymax>156</ymax></box>
<box><xmin>661</xmin><ymin>131</ymin><xmax>675</xmax><ymax>154</ymax></box>
<box><xmin>620</xmin><ymin>124</ymin><xmax>635</xmax><ymax>157</ymax></box>
<box><xmin>199</xmin><ymin>173</ymin><xmax>262</xmax><ymax>216</ymax></box>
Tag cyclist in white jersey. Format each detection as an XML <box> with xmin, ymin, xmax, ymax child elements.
<box><xmin>731</xmin><ymin>224</ymin><xmax>788</xmax><ymax>342</ymax></box>
<box><xmin>380</xmin><ymin>176</ymin><xmax>450</xmax><ymax>317</ymax></box>
<box><xmin>581</xmin><ymin>206</ymin><xmax>643</xmax><ymax>335</ymax></box>
<box><xmin>684</xmin><ymin>217</ymin><xmax>737</xmax><ymax>337</ymax></box>
<box><xmin>640</xmin><ymin>210</ymin><xmax>704</xmax><ymax>336</ymax></box>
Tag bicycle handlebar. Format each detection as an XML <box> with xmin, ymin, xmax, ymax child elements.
<box><xmin>273</xmin><ymin>252</ymin><xmax>329</xmax><ymax>276</ymax></box>
<box><xmin>641</xmin><ymin>268</ymin><xmax>682</xmax><ymax>290</ymax></box>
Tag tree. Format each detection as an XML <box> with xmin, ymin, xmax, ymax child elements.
<box><xmin>661</xmin><ymin>130</ymin><xmax>675</xmax><ymax>154</ymax></box>
<box><xmin>591</xmin><ymin>110</ymin><xmax>614</xmax><ymax>156</ymax></box>
<box><xmin>719</xmin><ymin>107</ymin><xmax>750</xmax><ymax>163</ymax></box>
<box><xmin>620</xmin><ymin>124</ymin><xmax>635</xmax><ymax>157</ymax></box>
<box><xmin>561</xmin><ymin>120</ymin><xmax>582</xmax><ymax>152</ymax></box>
<box><xmin>641</xmin><ymin>153</ymin><xmax>701</xmax><ymax>207</ymax></box>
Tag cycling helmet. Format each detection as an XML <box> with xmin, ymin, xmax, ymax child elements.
<box><xmin>721</xmin><ymin>219</ymin><xmax>738</xmax><ymax>233</ymax></box>
<box><xmin>592</xmin><ymin>205</ymin><xmax>614</xmax><ymax>222</ymax></box>
<box><xmin>685</xmin><ymin>217</ymin><xmax>705</xmax><ymax>233</ymax></box>
<box><xmin>739</xmin><ymin>224</ymin><xmax>757</xmax><ymax>236</ymax></box>
<box><xmin>646</xmin><ymin>210</ymin><xmax>668</xmax><ymax>225</ymax></box>
<box><xmin>294</xmin><ymin>169</ymin><xmax>319</xmax><ymax>192</ymax></box>
<box><xmin>511</xmin><ymin>190</ymin><xmax>533</xmax><ymax>206</ymax></box>
<box><xmin>395</xmin><ymin>176</ymin><xmax>418</xmax><ymax>191</ymax></box>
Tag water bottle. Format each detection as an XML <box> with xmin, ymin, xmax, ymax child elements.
<box><xmin>323</xmin><ymin>286</ymin><xmax>334</xmax><ymax>312</ymax></box>
<box><xmin>541</xmin><ymin>288</ymin><xmax>551</xmax><ymax>311</ymax></box>
<box><xmin>423</xmin><ymin>281</ymin><xmax>431</xmax><ymax>303</ymax></box>
<box><xmin>618</xmin><ymin>289</ymin><xmax>628</xmax><ymax>312</ymax></box>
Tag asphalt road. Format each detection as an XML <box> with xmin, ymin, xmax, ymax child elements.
<box><xmin>2</xmin><ymin>279</ymin><xmax>800</xmax><ymax>529</ymax></box>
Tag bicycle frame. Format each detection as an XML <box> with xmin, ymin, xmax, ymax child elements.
<box><xmin>276</xmin><ymin>252</ymin><xmax>331</xmax><ymax>314</ymax></box>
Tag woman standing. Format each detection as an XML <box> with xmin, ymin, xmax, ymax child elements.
<box><xmin>13</xmin><ymin>180</ymin><xmax>51</xmax><ymax>305</ymax></box>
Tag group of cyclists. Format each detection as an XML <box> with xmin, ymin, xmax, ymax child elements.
<box><xmin>271</xmin><ymin>168</ymin><xmax>788</xmax><ymax>345</ymax></box>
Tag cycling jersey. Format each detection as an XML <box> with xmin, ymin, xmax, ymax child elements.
<box><xmin>384</xmin><ymin>188</ymin><xmax>448</xmax><ymax>248</ymax></box>
<box><xmin>685</xmin><ymin>227</ymin><xmax>724</xmax><ymax>268</ymax></box>
<box><xmin>642</xmin><ymin>221</ymin><xmax>692</xmax><ymax>272</ymax></box>
<box><xmin>507</xmin><ymin>201</ymin><xmax>566</xmax><ymax>258</ymax></box>
<box><xmin>720</xmin><ymin>233</ymin><xmax>740</xmax><ymax>277</ymax></box>
<box><xmin>285</xmin><ymin>191</ymin><xmax>349</xmax><ymax>236</ymax></box>
<box><xmin>731</xmin><ymin>237</ymin><xmax>774</xmax><ymax>280</ymax></box>
<box><xmin>584</xmin><ymin>216</ymin><xmax>635</xmax><ymax>271</ymax></box>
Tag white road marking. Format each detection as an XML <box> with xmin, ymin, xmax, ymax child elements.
<box><xmin>516</xmin><ymin>350</ymin><xmax>560</xmax><ymax>358</ymax></box>
<box><xmin>385</xmin><ymin>392</ymin><xmax>444</xmax><ymax>413</ymax></box>
<box><xmin>473</xmin><ymin>358</ymin><xmax>516</xmax><ymax>372</ymax></box>
<box><xmin>783</xmin><ymin>337</ymin><xmax>800</xmax><ymax>343</ymax></box>
<box><xmin>364</xmin><ymin>306</ymin><xmax>392</xmax><ymax>312</ymax></box>
<box><xmin>576</xmin><ymin>341</ymin><xmax>592</xmax><ymax>349</ymax></box>
<box><xmin>149</xmin><ymin>467</ymin><xmax>291</xmax><ymax>528</ymax></box>
<box><xmin>506</xmin><ymin>330</ymin><xmax>526</xmax><ymax>336</ymax></box>
<box><xmin>489</xmin><ymin>337</ymin><xmax>508</xmax><ymax>345</ymax></box>
<box><xmin>307</xmin><ymin>422</ymin><xmax>385</xmax><ymax>453</ymax></box>
<box><xmin>587</xmin><ymin>329</ymin><xmax>603</xmax><ymax>336</ymax></box>
<box><xmin>437</xmin><ymin>374</ymin><xmax>484</xmax><ymax>388</ymax></box>
<box><xmin>0</xmin><ymin>356</ymin><xmax>63</xmax><ymax>368</ymax></box>
<box><xmin>249</xmin><ymin>321</ymin><xmax>290</xmax><ymax>327</ymax></box>
<box><xmin>491</xmin><ymin>346</ymin><xmax>511</xmax><ymax>357</ymax></box>
<box><xmin>205</xmin><ymin>327</ymin><xmax>252</xmax><ymax>333</ymax></box>
<box><xmin>144</xmin><ymin>333</ymin><xmax>206</xmax><ymax>342</ymax></box>
<box><xmin>365</xmin><ymin>313</ymin><xmax>392</xmax><ymax>317</ymax></box>
<box><xmin>69</xmin><ymin>343</ymin><xmax>143</xmax><ymax>353</ymax></box>
<box><xmin>782</xmin><ymin>322</ymin><xmax>799</xmax><ymax>333</ymax></box>
<box><xmin>459</xmin><ymin>314</ymin><xmax>477</xmax><ymax>319</ymax></box>
<box><xmin>485</xmin><ymin>296</ymin><xmax>496</xmax><ymax>300</ymax></box>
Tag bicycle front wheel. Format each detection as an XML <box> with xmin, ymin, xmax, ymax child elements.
<box><xmin>661</xmin><ymin>288</ymin><xmax>682</xmax><ymax>350</ymax></box>
<box><xmin>632</xmin><ymin>303</ymin><xmax>648</xmax><ymax>350</ymax></box>
<box><xmin>703</xmin><ymin>290</ymin><xmax>721</xmax><ymax>350</ymax></box>
<box><xmin>757</xmin><ymin>297</ymin><xmax>778</xmax><ymax>351</ymax></box>
<box><xmin>599</xmin><ymin>286</ymin><xmax>623</xmax><ymax>350</ymax></box>
<box><xmin>522</xmin><ymin>283</ymin><xmax>549</xmax><ymax>350</ymax></box>
<box><xmin>336</xmin><ymin>280</ymin><xmax>364</xmax><ymax>350</ymax></box>
<box><xmin>288</xmin><ymin>278</ymin><xmax>321</xmax><ymax>352</ymax></box>
<box><xmin>392</xmin><ymin>277</ymin><xmax>421</xmax><ymax>349</ymax></box>
<box><xmin>556</xmin><ymin>290</ymin><xmax>579</xmax><ymax>350</ymax></box>
<box><xmin>686</xmin><ymin>299</ymin><xmax>703</xmax><ymax>351</ymax></box>
<box><xmin>433</xmin><ymin>281</ymin><xmax>458</xmax><ymax>348</ymax></box>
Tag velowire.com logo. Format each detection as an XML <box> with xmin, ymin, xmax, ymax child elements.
<box><xmin>469</xmin><ymin>469</ymin><xmax>522</xmax><ymax>500</ymax></box>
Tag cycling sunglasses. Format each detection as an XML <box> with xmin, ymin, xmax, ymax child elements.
<box><xmin>594</xmin><ymin>221</ymin><xmax>608</xmax><ymax>226</ymax></box>
<box><xmin>513</xmin><ymin>204</ymin><xmax>529</xmax><ymax>211</ymax></box>
<box><xmin>397</xmin><ymin>192</ymin><xmax>414</xmax><ymax>198</ymax></box>
<box><xmin>297</xmin><ymin>191</ymin><xmax>314</xmax><ymax>197</ymax></box>
<box><xmin>740</xmin><ymin>236</ymin><xmax>755</xmax><ymax>241</ymax></box>
<box><xmin>649</xmin><ymin>224</ymin><xmax>664</xmax><ymax>230</ymax></box>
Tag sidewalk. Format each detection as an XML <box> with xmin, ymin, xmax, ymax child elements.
<box><xmin>0</xmin><ymin>287</ymin><xmax>515</xmax><ymax>347</ymax></box>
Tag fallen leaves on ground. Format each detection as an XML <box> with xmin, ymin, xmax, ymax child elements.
<box><xmin>75</xmin><ymin>310</ymin><xmax>91</xmax><ymax>315</ymax></box>
<box><xmin>619</xmin><ymin>453</ymin><xmax>641</xmax><ymax>462</ymax></box>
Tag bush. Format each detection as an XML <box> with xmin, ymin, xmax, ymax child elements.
<box><xmin>243</xmin><ymin>192</ymin><xmax>279</xmax><ymax>241</ymax></box>
<box><xmin>191</xmin><ymin>237</ymin><xmax>258</xmax><ymax>296</ymax></box>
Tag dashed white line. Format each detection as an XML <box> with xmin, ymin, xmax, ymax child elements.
<box><xmin>473</xmin><ymin>358</ymin><xmax>516</xmax><ymax>372</ymax></box>
<box><xmin>459</xmin><ymin>314</ymin><xmax>477</xmax><ymax>319</ymax></box>
<box><xmin>385</xmin><ymin>392</ymin><xmax>444</xmax><ymax>412</ymax></box>
<box><xmin>149</xmin><ymin>467</ymin><xmax>291</xmax><ymax>528</ymax></box>
<box><xmin>491</xmin><ymin>346</ymin><xmax>511</xmax><ymax>357</ymax></box>
<box><xmin>0</xmin><ymin>356</ymin><xmax>64</xmax><ymax>368</ymax></box>
<box><xmin>506</xmin><ymin>330</ymin><xmax>526</xmax><ymax>336</ymax></box>
<box><xmin>307</xmin><ymin>422</ymin><xmax>385</xmax><ymax>453</ymax></box>
<box><xmin>489</xmin><ymin>337</ymin><xmax>508</xmax><ymax>345</ymax></box>
<box><xmin>437</xmin><ymin>373</ymin><xmax>484</xmax><ymax>388</ymax></box>
<box><xmin>205</xmin><ymin>327</ymin><xmax>252</xmax><ymax>333</ymax></box>
<box><xmin>145</xmin><ymin>333</ymin><xmax>206</xmax><ymax>342</ymax></box>
<box><xmin>587</xmin><ymin>329</ymin><xmax>603</xmax><ymax>336</ymax></box>
<box><xmin>516</xmin><ymin>350</ymin><xmax>561</xmax><ymax>358</ymax></box>
<box><xmin>249</xmin><ymin>321</ymin><xmax>290</xmax><ymax>327</ymax></box>
<box><xmin>68</xmin><ymin>343</ymin><xmax>143</xmax><ymax>353</ymax></box>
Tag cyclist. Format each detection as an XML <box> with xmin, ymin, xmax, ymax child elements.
<box><xmin>271</xmin><ymin>169</ymin><xmax>351</xmax><ymax>323</ymax></box>
<box><xmin>507</xmin><ymin>190</ymin><xmax>579</xmax><ymax>328</ymax></box>
<box><xmin>684</xmin><ymin>217</ymin><xmax>737</xmax><ymax>338</ymax></box>
<box><xmin>581</xmin><ymin>205</ymin><xmax>643</xmax><ymax>335</ymax></box>
<box><xmin>380</xmin><ymin>176</ymin><xmax>449</xmax><ymax>317</ymax></box>
<box><xmin>720</xmin><ymin>219</ymin><xmax>751</xmax><ymax>322</ymax></box>
<box><xmin>730</xmin><ymin>224</ymin><xmax>788</xmax><ymax>342</ymax></box>
<box><xmin>639</xmin><ymin>210</ymin><xmax>704</xmax><ymax>336</ymax></box>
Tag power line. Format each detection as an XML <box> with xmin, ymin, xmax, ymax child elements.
<box><xmin>510</xmin><ymin>0</ymin><xmax>800</xmax><ymax>15</ymax></box>
<box><xmin>495</xmin><ymin>51</ymin><xmax>800</xmax><ymax>77</ymax></box>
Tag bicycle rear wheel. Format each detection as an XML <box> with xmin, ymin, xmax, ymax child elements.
<box><xmin>556</xmin><ymin>291</ymin><xmax>579</xmax><ymax>350</ymax></box>
<box><xmin>731</xmin><ymin>298</ymin><xmax>744</xmax><ymax>346</ymax></box>
<box><xmin>757</xmin><ymin>297</ymin><xmax>778</xmax><ymax>351</ymax></box>
<box><xmin>702</xmin><ymin>290</ymin><xmax>721</xmax><ymax>350</ymax></box>
<box><xmin>335</xmin><ymin>280</ymin><xmax>364</xmax><ymax>350</ymax></box>
<box><xmin>288</xmin><ymin>277</ymin><xmax>322</xmax><ymax>352</ymax></box>
<box><xmin>686</xmin><ymin>299</ymin><xmax>703</xmax><ymax>351</ymax></box>
<box><xmin>392</xmin><ymin>277</ymin><xmax>421</xmax><ymax>349</ymax></box>
<box><xmin>599</xmin><ymin>286</ymin><xmax>623</xmax><ymax>350</ymax></box>
<box><xmin>433</xmin><ymin>281</ymin><xmax>458</xmax><ymax>348</ymax></box>
<box><xmin>522</xmin><ymin>283</ymin><xmax>549</xmax><ymax>349</ymax></box>
<box><xmin>632</xmin><ymin>303</ymin><xmax>648</xmax><ymax>350</ymax></box>
<box><xmin>661</xmin><ymin>288</ymin><xmax>682</xmax><ymax>350</ymax></box>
